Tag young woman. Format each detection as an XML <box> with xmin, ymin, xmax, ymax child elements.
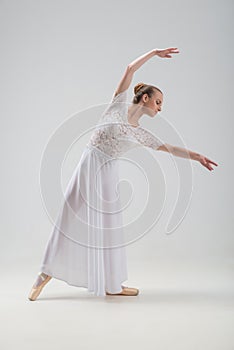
<box><xmin>28</xmin><ymin>47</ymin><xmax>218</xmax><ymax>301</ymax></box>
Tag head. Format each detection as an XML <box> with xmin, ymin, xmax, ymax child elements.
<box><xmin>132</xmin><ymin>83</ymin><xmax>163</xmax><ymax>117</ymax></box>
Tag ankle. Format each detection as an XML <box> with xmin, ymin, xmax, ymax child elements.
<box><xmin>33</xmin><ymin>272</ymin><xmax>51</xmax><ymax>288</ymax></box>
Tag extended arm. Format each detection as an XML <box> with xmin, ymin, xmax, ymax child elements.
<box><xmin>113</xmin><ymin>47</ymin><xmax>179</xmax><ymax>97</ymax></box>
<box><xmin>158</xmin><ymin>143</ymin><xmax>218</xmax><ymax>171</ymax></box>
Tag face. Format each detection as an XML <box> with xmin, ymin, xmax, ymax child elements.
<box><xmin>142</xmin><ymin>90</ymin><xmax>163</xmax><ymax>117</ymax></box>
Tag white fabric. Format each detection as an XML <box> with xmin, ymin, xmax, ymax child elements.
<box><xmin>39</xmin><ymin>89</ymin><xmax>163</xmax><ymax>296</ymax></box>
<box><xmin>90</xmin><ymin>90</ymin><xmax>163</xmax><ymax>157</ymax></box>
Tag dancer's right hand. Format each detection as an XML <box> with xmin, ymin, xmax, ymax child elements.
<box><xmin>155</xmin><ymin>47</ymin><xmax>180</xmax><ymax>58</ymax></box>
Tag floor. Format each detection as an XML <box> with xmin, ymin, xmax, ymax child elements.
<box><xmin>1</xmin><ymin>260</ymin><xmax>234</xmax><ymax>350</ymax></box>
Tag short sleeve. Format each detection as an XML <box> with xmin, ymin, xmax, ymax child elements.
<box><xmin>110</xmin><ymin>90</ymin><xmax>128</xmax><ymax>104</ymax></box>
<box><xmin>134</xmin><ymin>127</ymin><xmax>163</xmax><ymax>151</ymax></box>
<box><xmin>98</xmin><ymin>90</ymin><xmax>128</xmax><ymax>124</ymax></box>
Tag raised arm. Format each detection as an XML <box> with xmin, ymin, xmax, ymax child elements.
<box><xmin>113</xmin><ymin>47</ymin><xmax>179</xmax><ymax>97</ymax></box>
<box><xmin>158</xmin><ymin>143</ymin><xmax>218</xmax><ymax>171</ymax></box>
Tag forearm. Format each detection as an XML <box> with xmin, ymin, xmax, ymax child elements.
<box><xmin>128</xmin><ymin>49</ymin><xmax>157</xmax><ymax>72</ymax></box>
<box><xmin>171</xmin><ymin>145</ymin><xmax>200</xmax><ymax>161</ymax></box>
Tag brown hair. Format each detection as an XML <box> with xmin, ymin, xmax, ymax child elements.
<box><xmin>133</xmin><ymin>83</ymin><xmax>163</xmax><ymax>104</ymax></box>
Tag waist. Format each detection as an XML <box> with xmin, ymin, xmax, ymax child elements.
<box><xmin>85</xmin><ymin>143</ymin><xmax>117</xmax><ymax>160</ymax></box>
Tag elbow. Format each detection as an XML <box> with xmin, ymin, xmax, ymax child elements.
<box><xmin>168</xmin><ymin>144</ymin><xmax>175</xmax><ymax>154</ymax></box>
<box><xmin>127</xmin><ymin>64</ymin><xmax>135</xmax><ymax>72</ymax></box>
<box><xmin>158</xmin><ymin>143</ymin><xmax>174</xmax><ymax>153</ymax></box>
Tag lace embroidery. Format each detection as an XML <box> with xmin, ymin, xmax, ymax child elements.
<box><xmin>87</xmin><ymin>89</ymin><xmax>163</xmax><ymax>157</ymax></box>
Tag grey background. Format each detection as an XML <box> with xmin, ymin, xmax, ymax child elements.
<box><xmin>0</xmin><ymin>0</ymin><xmax>233</xmax><ymax>349</ymax></box>
<box><xmin>1</xmin><ymin>0</ymin><xmax>231</xmax><ymax>264</ymax></box>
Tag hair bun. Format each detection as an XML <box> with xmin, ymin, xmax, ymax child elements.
<box><xmin>134</xmin><ymin>83</ymin><xmax>146</xmax><ymax>95</ymax></box>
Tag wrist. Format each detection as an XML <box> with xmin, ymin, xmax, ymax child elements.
<box><xmin>194</xmin><ymin>153</ymin><xmax>201</xmax><ymax>161</ymax></box>
<box><xmin>153</xmin><ymin>49</ymin><xmax>159</xmax><ymax>56</ymax></box>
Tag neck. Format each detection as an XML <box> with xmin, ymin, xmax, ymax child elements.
<box><xmin>127</xmin><ymin>104</ymin><xmax>144</xmax><ymax>127</ymax></box>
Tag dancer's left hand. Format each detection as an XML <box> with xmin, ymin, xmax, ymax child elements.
<box><xmin>198</xmin><ymin>155</ymin><xmax>219</xmax><ymax>171</ymax></box>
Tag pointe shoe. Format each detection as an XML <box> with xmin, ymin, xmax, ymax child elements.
<box><xmin>106</xmin><ymin>285</ymin><xmax>139</xmax><ymax>296</ymax></box>
<box><xmin>28</xmin><ymin>272</ymin><xmax>52</xmax><ymax>301</ymax></box>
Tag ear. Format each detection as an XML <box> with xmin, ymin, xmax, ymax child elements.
<box><xmin>142</xmin><ymin>93</ymin><xmax>149</xmax><ymax>103</ymax></box>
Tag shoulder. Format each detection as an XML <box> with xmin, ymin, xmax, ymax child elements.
<box><xmin>111</xmin><ymin>89</ymin><xmax>128</xmax><ymax>103</ymax></box>
<box><xmin>113</xmin><ymin>89</ymin><xmax>128</xmax><ymax>98</ymax></box>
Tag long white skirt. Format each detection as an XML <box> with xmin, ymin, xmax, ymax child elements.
<box><xmin>40</xmin><ymin>144</ymin><xmax>128</xmax><ymax>296</ymax></box>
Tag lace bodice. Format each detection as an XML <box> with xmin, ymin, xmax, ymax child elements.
<box><xmin>87</xmin><ymin>90</ymin><xmax>163</xmax><ymax>158</ymax></box>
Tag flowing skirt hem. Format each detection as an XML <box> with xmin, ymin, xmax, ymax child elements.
<box><xmin>41</xmin><ymin>267</ymin><xmax>128</xmax><ymax>296</ymax></box>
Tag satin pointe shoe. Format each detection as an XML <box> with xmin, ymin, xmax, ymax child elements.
<box><xmin>106</xmin><ymin>285</ymin><xmax>139</xmax><ymax>296</ymax></box>
<box><xmin>28</xmin><ymin>272</ymin><xmax>52</xmax><ymax>301</ymax></box>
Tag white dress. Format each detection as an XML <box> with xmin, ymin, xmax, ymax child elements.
<box><xmin>39</xmin><ymin>89</ymin><xmax>163</xmax><ymax>296</ymax></box>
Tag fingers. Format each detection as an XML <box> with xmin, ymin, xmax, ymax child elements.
<box><xmin>206</xmin><ymin>164</ymin><xmax>213</xmax><ymax>171</ymax></box>
<box><xmin>208</xmin><ymin>159</ymin><xmax>218</xmax><ymax>166</ymax></box>
<box><xmin>203</xmin><ymin>156</ymin><xmax>219</xmax><ymax>167</ymax></box>
<box><xmin>207</xmin><ymin>162</ymin><xmax>216</xmax><ymax>171</ymax></box>
<box><xmin>205</xmin><ymin>158</ymin><xmax>218</xmax><ymax>167</ymax></box>
<box><xmin>168</xmin><ymin>47</ymin><xmax>180</xmax><ymax>53</ymax></box>
<box><xmin>207</xmin><ymin>162</ymin><xmax>214</xmax><ymax>171</ymax></box>
<box><xmin>157</xmin><ymin>48</ymin><xmax>180</xmax><ymax>59</ymax></box>
<box><xmin>166</xmin><ymin>50</ymin><xmax>179</xmax><ymax>57</ymax></box>
<box><xmin>202</xmin><ymin>160</ymin><xmax>215</xmax><ymax>171</ymax></box>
